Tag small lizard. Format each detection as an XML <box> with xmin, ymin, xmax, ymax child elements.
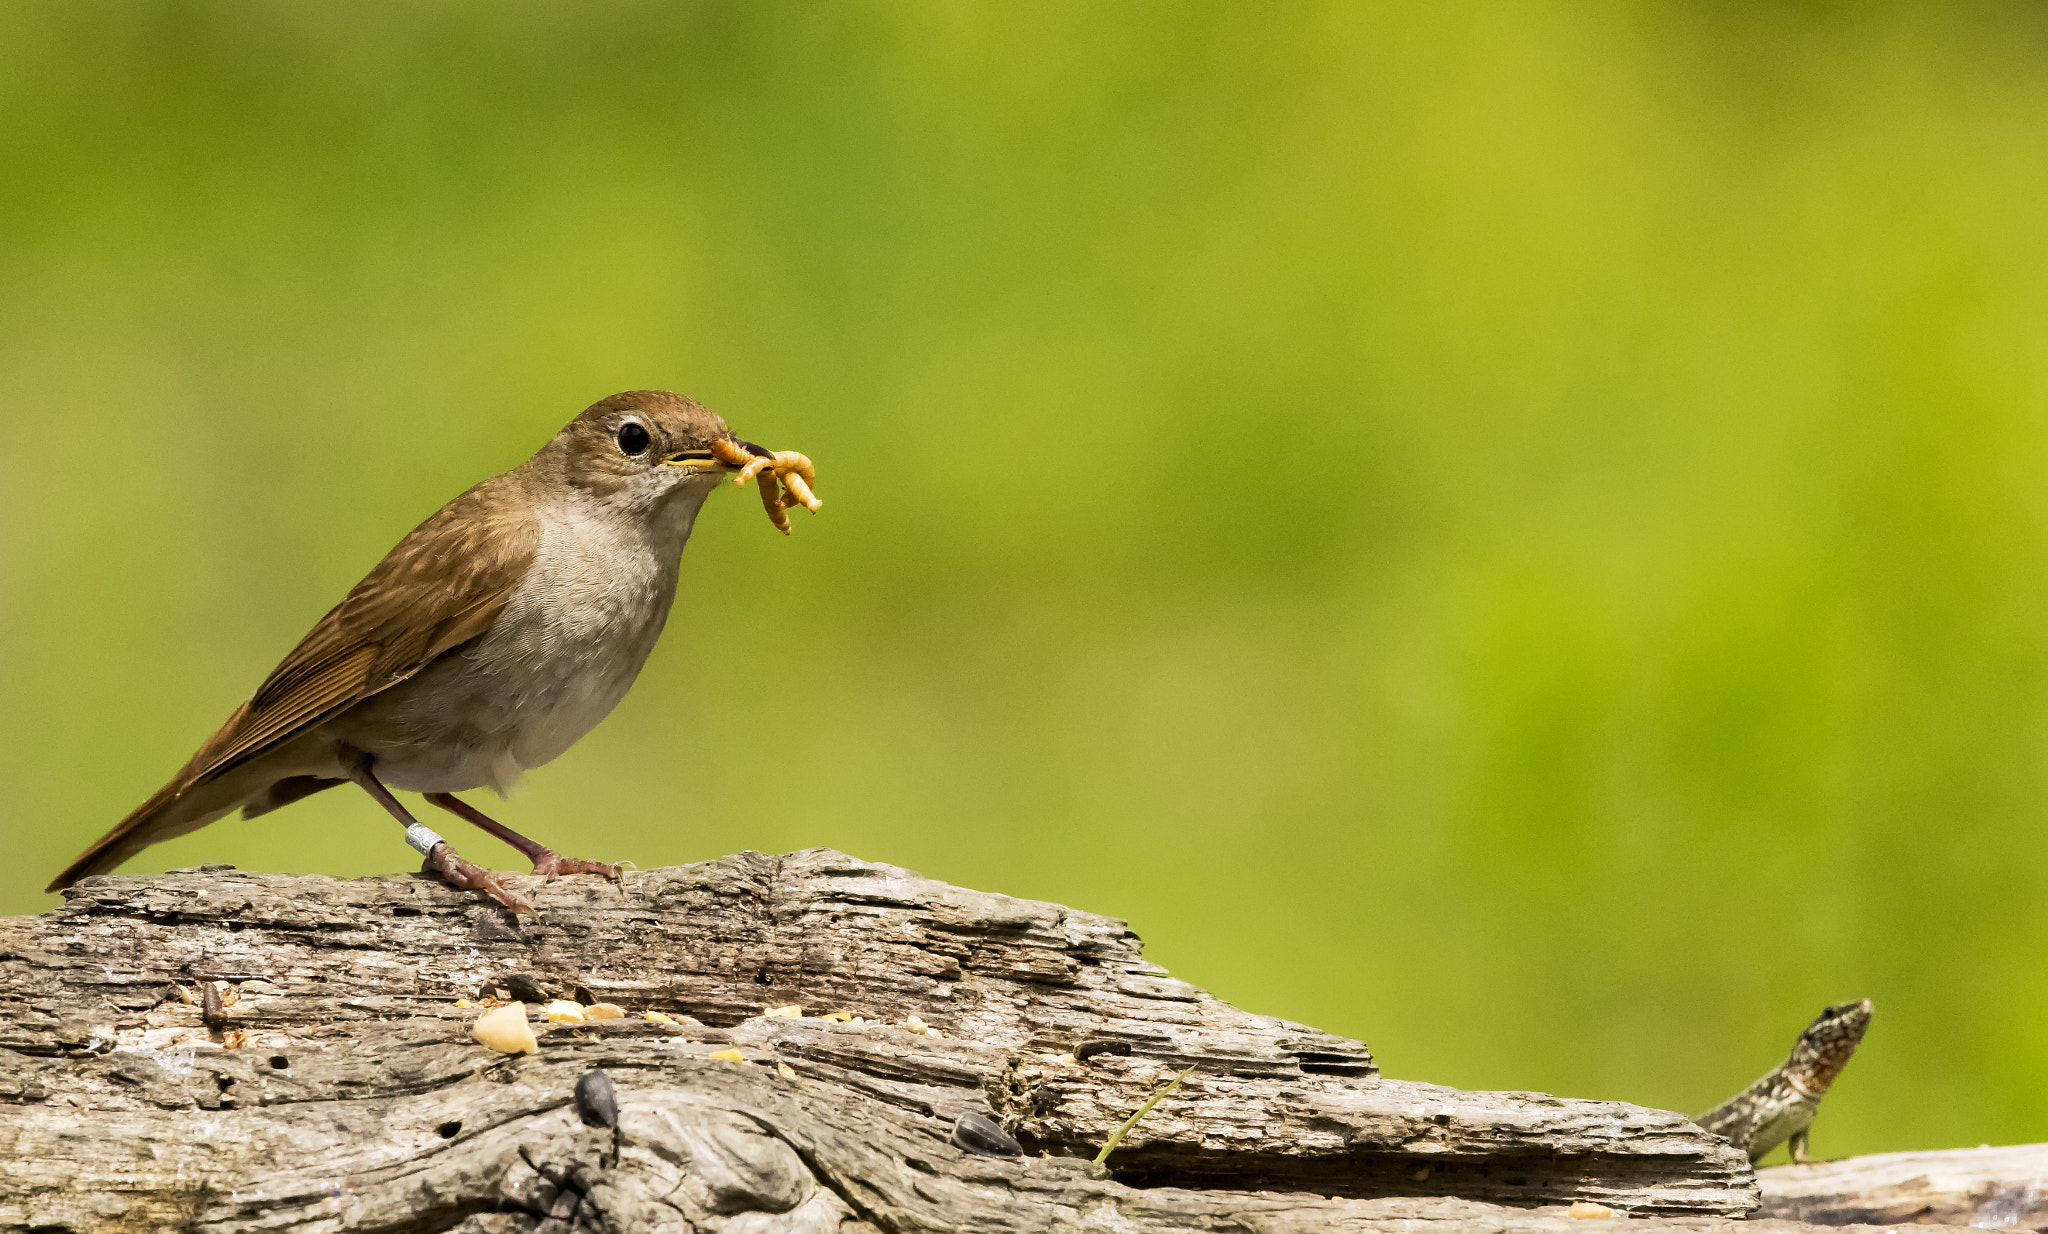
<box><xmin>1697</xmin><ymin>998</ymin><xmax>1872</xmax><ymax>1164</ymax></box>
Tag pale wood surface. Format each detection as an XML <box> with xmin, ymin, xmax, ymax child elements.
<box><xmin>1760</xmin><ymin>1143</ymin><xmax>2048</xmax><ymax>1228</ymax></box>
<box><xmin>0</xmin><ymin>847</ymin><xmax>1929</xmax><ymax>1232</ymax></box>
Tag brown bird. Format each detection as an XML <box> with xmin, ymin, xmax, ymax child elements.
<box><xmin>47</xmin><ymin>390</ymin><xmax>820</xmax><ymax>913</ymax></box>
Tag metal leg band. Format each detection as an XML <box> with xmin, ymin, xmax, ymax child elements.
<box><xmin>404</xmin><ymin>823</ymin><xmax>446</xmax><ymax>856</ymax></box>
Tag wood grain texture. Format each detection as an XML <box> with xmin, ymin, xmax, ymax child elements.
<box><xmin>0</xmin><ymin>848</ymin><xmax>1788</xmax><ymax>1231</ymax></box>
<box><xmin>1760</xmin><ymin>1144</ymin><xmax>2048</xmax><ymax>1228</ymax></box>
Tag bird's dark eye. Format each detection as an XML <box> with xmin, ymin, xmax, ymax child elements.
<box><xmin>617</xmin><ymin>422</ymin><xmax>651</xmax><ymax>456</ymax></box>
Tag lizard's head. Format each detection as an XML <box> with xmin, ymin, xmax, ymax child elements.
<box><xmin>1787</xmin><ymin>998</ymin><xmax>1873</xmax><ymax>1093</ymax></box>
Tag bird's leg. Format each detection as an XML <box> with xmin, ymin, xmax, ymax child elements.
<box><xmin>423</xmin><ymin>792</ymin><xmax>626</xmax><ymax>883</ymax></box>
<box><xmin>345</xmin><ymin>762</ymin><xmax>533</xmax><ymax>915</ymax></box>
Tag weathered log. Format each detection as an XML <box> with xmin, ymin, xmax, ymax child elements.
<box><xmin>0</xmin><ymin>848</ymin><xmax>1849</xmax><ymax>1231</ymax></box>
<box><xmin>1760</xmin><ymin>1144</ymin><xmax>2048</xmax><ymax>1228</ymax></box>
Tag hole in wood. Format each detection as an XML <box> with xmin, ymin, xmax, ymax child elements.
<box><xmin>1297</xmin><ymin>1053</ymin><xmax>1373</xmax><ymax>1077</ymax></box>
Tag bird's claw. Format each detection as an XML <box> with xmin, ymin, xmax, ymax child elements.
<box><xmin>529</xmin><ymin>849</ymin><xmax>627</xmax><ymax>884</ymax></box>
<box><xmin>711</xmin><ymin>439</ymin><xmax>823</xmax><ymax>535</ymax></box>
<box><xmin>423</xmin><ymin>842</ymin><xmax>534</xmax><ymax>916</ymax></box>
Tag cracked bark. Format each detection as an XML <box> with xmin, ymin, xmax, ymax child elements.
<box><xmin>0</xmin><ymin>849</ymin><xmax>1960</xmax><ymax>1233</ymax></box>
<box><xmin>1757</xmin><ymin>1144</ymin><xmax>2048</xmax><ymax>1228</ymax></box>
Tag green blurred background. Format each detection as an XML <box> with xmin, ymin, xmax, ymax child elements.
<box><xmin>4</xmin><ymin>1</ymin><xmax>2046</xmax><ymax>1160</ymax></box>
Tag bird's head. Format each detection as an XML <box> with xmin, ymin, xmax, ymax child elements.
<box><xmin>550</xmin><ymin>389</ymin><xmax>770</xmax><ymax>513</ymax></box>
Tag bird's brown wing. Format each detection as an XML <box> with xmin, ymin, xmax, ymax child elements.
<box><xmin>48</xmin><ymin>479</ymin><xmax>541</xmax><ymax>893</ymax></box>
<box><xmin>184</xmin><ymin>481</ymin><xmax>542</xmax><ymax>784</ymax></box>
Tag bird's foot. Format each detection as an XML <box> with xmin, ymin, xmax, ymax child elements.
<box><xmin>710</xmin><ymin>439</ymin><xmax>822</xmax><ymax>534</ymax></box>
<box><xmin>529</xmin><ymin>849</ymin><xmax>628</xmax><ymax>884</ymax></box>
<box><xmin>422</xmin><ymin>842</ymin><xmax>534</xmax><ymax>915</ymax></box>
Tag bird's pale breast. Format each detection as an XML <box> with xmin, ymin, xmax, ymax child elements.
<box><xmin>328</xmin><ymin>487</ymin><xmax>712</xmax><ymax>793</ymax></box>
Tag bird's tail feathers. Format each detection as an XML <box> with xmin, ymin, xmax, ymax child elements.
<box><xmin>46</xmin><ymin>777</ymin><xmax>237</xmax><ymax>892</ymax></box>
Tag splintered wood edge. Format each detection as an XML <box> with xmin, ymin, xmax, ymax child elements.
<box><xmin>0</xmin><ymin>849</ymin><xmax>1928</xmax><ymax>1232</ymax></box>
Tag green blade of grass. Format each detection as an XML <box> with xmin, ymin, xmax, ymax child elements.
<box><xmin>1094</xmin><ymin>1065</ymin><xmax>1196</xmax><ymax>1166</ymax></box>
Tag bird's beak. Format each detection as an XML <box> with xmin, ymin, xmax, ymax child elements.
<box><xmin>663</xmin><ymin>439</ymin><xmax>775</xmax><ymax>471</ymax></box>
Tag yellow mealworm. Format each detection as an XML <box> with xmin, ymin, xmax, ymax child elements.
<box><xmin>712</xmin><ymin>440</ymin><xmax>820</xmax><ymax>532</ymax></box>
<box><xmin>759</xmin><ymin>474</ymin><xmax>792</xmax><ymax>534</ymax></box>
<box><xmin>710</xmin><ymin>438</ymin><xmax>755</xmax><ymax>468</ymax></box>
<box><xmin>781</xmin><ymin>470</ymin><xmax>821</xmax><ymax>511</ymax></box>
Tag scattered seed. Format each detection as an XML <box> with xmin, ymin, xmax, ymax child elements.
<box><xmin>221</xmin><ymin>1029</ymin><xmax>248</xmax><ymax>1050</ymax></box>
<box><xmin>709</xmin><ymin>1048</ymin><xmax>745</xmax><ymax>1062</ymax></box>
<box><xmin>473</xmin><ymin>1003</ymin><xmax>538</xmax><ymax>1054</ymax></box>
<box><xmin>905</xmin><ymin>1015</ymin><xmax>928</xmax><ymax>1032</ymax></box>
<box><xmin>820</xmin><ymin>1012</ymin><xmax>854</xmax><ymax>1022</ymax></box>
<box><xmin>544</xmin><ymin>1000</ymin><xmax>586</xmax><ymax>1023</ymax></box>
<box><xmin>501</xmin><ymin>975</ymin><xmax>550</xmax><ymax>1004</ymax></box>
<box><xmin>1075</xmin><ymin>1040</ymin><xmax>1131</xmax><ymax>1063</ymax></box>
<box><xmin>644</xmin><ymin>1011</ymin><xmax>675</xmax><ymax>1023</ymax></box>
<box><xmin>778</xmin><ymin>1063</ymin><xmax>798</xmax><ymax>1079</ymax></box>
<box><xmin>764</xmin><ymin>1004</ymin><xmax>802</xmax><ymax>1018</ymax></box>
<box><xmin>574</xmin><ymin>1069</ymin><xmax>618</xmax><ymax>1129</ymax></box>
<box><xmin>454</xmin><ymin>998</ymin><xmax>473</xmax><ymax>1009</ymax></box>
<box><xmin>1568</xmin><ymin>1202</ymin><xmax>1614</xmax><ymax>1219</ymax></box>
<box><xmin>1055</xmin><ymin>1053</ymin><xmax>1079</xmax><ymax>1066</ymax></box>
<box><xmin>952</xmin><ymin>1111</ymin><xmax>1023</xmax><ymax>1158</ymax></box>
<box><xmin>584</xmin><ymin>1003</ymin><xmax>625</xmax><ymax>1020</ymax></box>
